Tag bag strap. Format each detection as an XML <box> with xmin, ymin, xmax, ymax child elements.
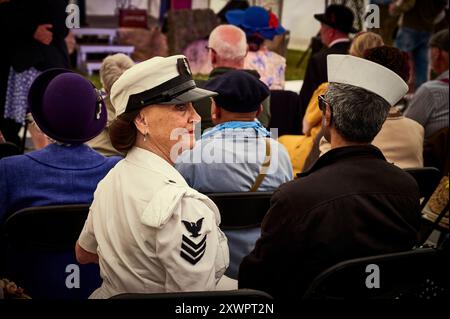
<box><xmin>250</xmin><ymin>138</ymin><xmax>271</xmax><ymax>192</ymax></box>
<box><xmin>417</xmin><ymin>202</ymin><xmax>449</xmax><ymax>247</ymax></box>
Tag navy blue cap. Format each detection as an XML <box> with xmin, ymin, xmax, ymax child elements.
<box><xmin>203</xmin><ymin>70</ymin><xmax>270</xmax><ymax>113</ymax></box>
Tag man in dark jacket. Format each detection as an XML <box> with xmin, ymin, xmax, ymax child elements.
<box><xmin>1</xmin><ymin>0</ymin><xmax>70</xmax><ymax>146</ymax></box>
<box><xmin>195</xmin><ymin>24</ymin><xmax>270</xmax><ymax>131</ymax></box>
<box><xmin>298</xmin><ymin>5</ymin><xmax>356</xmax><ymax>132</ymax></box>
<box><xmin>238</xmin><ymin>54</ymin><xmax>421</xmax><ymax>300</ymax></box>
<box><xmin>7</xmin><ymin>0</ymin><xmax>70</xmax><ymax>73</ymax></box>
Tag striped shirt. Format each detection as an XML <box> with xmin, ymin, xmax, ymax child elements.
<box><xmin>405</xmin><ymin>70</ymin><xmax>449</xmax><ymax>139</ymax></box>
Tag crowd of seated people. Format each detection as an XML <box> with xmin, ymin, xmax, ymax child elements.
<box><xmin>318</xmin><ymin>45</ymin><xmax>425</xmax><ymax>169</ymax></box>
<box><xmin>279</xmin><ymin>31</ymin><xmax>386</xmax><ymax>175</ymax></box>
<box><xmin>0</xmin><ymin>1</ymin><xmax>448</xmax><ymax>302</ymax></box>
<box><xmin>193</xmin><ymin>24</ymin><xmax>271</xmax><ymax>130</ymax></box>
<box><xmin>176</xmin><ymin>70</ymin><xmax>292</xmax><ymax>279</ymax></box>
<box><xmin>226</xmin><ymin>6</ymin><xmax>287</xmax><ymax>90</ymax></box>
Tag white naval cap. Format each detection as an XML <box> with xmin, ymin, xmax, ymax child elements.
<box><xmin>110</xmin><ymin>55</ymin><xmax>217</xmax><ymax>117</ymax></box>
<box><xmin>327</xmin><ymin>54</ymin><xmax>408</xmax><ymax>106</ymax></box>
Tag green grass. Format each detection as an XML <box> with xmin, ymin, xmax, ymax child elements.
<box><xmin>286</xmin><ymin>49</ymin><xmax>309</xmax><ymax>81</ymax></box>
<box><xmin>87</xmin><ymin>73</ymin><xmax>102</xmax><ymax>89</ymax></box>
<box><xmin>84</xmin><ymin>49</ymin><xmax>310</xmax><ymax>87</ymax></box>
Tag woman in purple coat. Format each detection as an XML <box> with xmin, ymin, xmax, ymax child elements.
<box><xmin>0</xmin><ymin>69</ymin><xmax>121</xmax><ymax>222</ymax></box>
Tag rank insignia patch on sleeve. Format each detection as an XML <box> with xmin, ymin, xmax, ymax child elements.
<box><xmin>181</xmin><ymin>218</ymin><xmax>206</xmax><ymax>265</ymax></box>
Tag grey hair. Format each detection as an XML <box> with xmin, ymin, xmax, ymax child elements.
<box><xmin>208</xmin><ymin>25</ymin><xmax>247</xmax><ymax>62</ymax></box>
<box><xmin>100</xmin><ymin>53</ymin><xmax>134</xmax><ymax>93</ymax></box>
<box><xmin>325</xmin><ymin>83</ymin><xmax>391</xmax><ymax>143</ymax></box>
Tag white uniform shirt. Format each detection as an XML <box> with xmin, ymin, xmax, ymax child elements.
<box><xmin>78</xmin><ymin>147</ymin><xmax>229</xmax><ymax>298</ymax></box>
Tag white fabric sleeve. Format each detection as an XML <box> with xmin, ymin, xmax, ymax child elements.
<box><xmin>154</xmin><ymin>195</ymin><xmax>229</xmax><ymax>292</ymax></box>
<box><xmin>77</xmin><ymin>206</ymin><xmax>98</xmax><ymax>254</ymax></box>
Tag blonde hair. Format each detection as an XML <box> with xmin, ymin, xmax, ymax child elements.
<box><xmin>349</xmin><ymin>32</ymin><xmax>384</xmax><ymax>58</ymax></box>
<box><xmin>100</xmin><ymin>53</ymin><xmax>135</xmax><ymax>93</ymax></box>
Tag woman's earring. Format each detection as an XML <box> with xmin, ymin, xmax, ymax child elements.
<box><xmin>143</xmin><ymin>132</ymin><xmax>148</xmax><ymax>142</ymax></box>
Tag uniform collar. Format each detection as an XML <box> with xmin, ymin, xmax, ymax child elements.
<box><xmin>25</xmin><ymin>143</ymin><xmax>109</xmax><ymax>169</ymax></box>
<box><xmin>126</xmin><ymin>146</ymin><xmax>188</xmax><ymax>186</ymax></box>
<box><xmin>202</xmin><ymin>120</ymin><xmax>270</xmax><ymax>139</ymax></box>
<box><xmin>298</xmin><ymin>144</ymin><xmax>386</xmax><ymax>178</ymax></box>
<box><xmin>328</xmin><ymin>38</ymin><xmax>350</xmax><ymax>48</ymax></box>
<box><xmin>209</xmin><ymin>67</ymin><xmax>261</xmax><ymax>80</ymax></box>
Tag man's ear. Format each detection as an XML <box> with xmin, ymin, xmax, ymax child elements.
<box><xmin>324</xmin><ymin>105</ymin><xmax>332</xmax><ymax>127</ymax></box>
<box><xmin>437</xmin><ymin>47</ymin><xmax>448</xmax><ymax>62</ymax></box>
<box><xmin>255</xmin><ymin>104</ymin><xmax>263</xmax><ymax>117</ymax></box>
<box><xmin>210</xmin><ymin>49</ymin><xmax>218</xmax><ymax>66</ymax></box>
<box><xmin>244</xmin><ymin>45</ymin><xmax>249</xmax><ymax>57</ymax></box>
<box><xmin>211</xmin><ymin>99</ymin><xmax>221</xmax><ymax>124</ymax></box>
<box><xmin>134</xmin><ymin>110</ymin><xmax>148</xmax><ymax>135</ymax></box>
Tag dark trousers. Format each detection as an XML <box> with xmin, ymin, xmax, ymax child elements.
<box><xmin>0</xmin><ymin>56</ymin><xmax>21</xmax><ymax>146</ymax></box>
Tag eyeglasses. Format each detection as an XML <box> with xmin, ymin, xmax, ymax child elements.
<box><xmin>205</xmin><ymin>46</ymin><xmax>216</xmax><ymax>53</ymax></box>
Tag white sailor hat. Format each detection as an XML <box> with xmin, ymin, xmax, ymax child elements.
<box><xmin>110</xmin><ymin>55</ymin><xmax>217</xmax><ymax>117</ymax></box>
<box><xmin>327</xmin><ymin>54</ymin><xmax>408</xmax><ymax>106</ymax></box>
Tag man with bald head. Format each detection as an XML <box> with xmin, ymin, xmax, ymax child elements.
<box><xmin>194</xmin><ymin>24</ymin><xmax>271</xmax><ymax>131</ymax></box>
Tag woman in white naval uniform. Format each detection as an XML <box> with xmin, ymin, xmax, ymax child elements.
<box><xmin>75</xmin><ymin>55</ymin><xmax>229</xmax><ymax>298</ymax></box>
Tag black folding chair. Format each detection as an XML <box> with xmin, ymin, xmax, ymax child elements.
<box><xmin>110</xmin><ymin>288</ymin><xmax>273</xmax><ymax>301</ymax></box>
<box><xmin>206</xmin><ymin>192</ymin><xmax>272</xmax><ymax>230</ymax></box>
<box><xmin>404</xmin><ymin>167</ymin><xmax>441</xmax><ymax>209</ymax></box>
<box><xmin>1</xmin><ymin>204</ymin><xmax>101</xmax><ymax>299</ymax></box>
<box><xmin>268</xmin><ymin>90</ymin><xmax>302</xmax><ymax>136</ymax></box>
<box><xmin>0</xmin><ymin>142</ymin><xmax>21</xmax><ymax>159</ymax></box>
<box><xmin>206</xmin><ymin>192</ymin><xmax>272</xmax><ymax>279</ymax></box>
<box><xmin>302</xmin><ymin>247</ymin><xmax>449</xmax><ymax>300</ymax></box>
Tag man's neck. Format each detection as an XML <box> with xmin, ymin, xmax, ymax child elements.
<box><xmin>217</xmin><ymin>117</ymin><xmax>255</xmax><ymax>124</ymax></box>
<box><xmin>434</xmin><ymin>66</ymin><xmax>449</xmax><ymax>77</ymax></box>
<box><xmin>330</xmin><ymin>132</ymin><xmax>368</xmax><ymax>149</ymax></box>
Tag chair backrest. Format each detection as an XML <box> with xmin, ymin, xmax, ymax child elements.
<box><xmin>268</xmin><ymin>90</ymin><xmax>301</xmax><ymax>136</ymax></box>
<box><xmin>302</xmin><ymin>248</ymin><xmax>449</xmax><ymax>300</ymax></box>
<box><xmin>1</xmin><ymin>204</ymin><xmax>101</xmax><ymax>299</ymax></box>
<box><xmin>0</xmin><ymin>142</ymin><xmax>21</xmax><ymax>159</ymax></box>
<box><xmin>404</xmin><ymin>167</ymin><xmax>442</xmax><ymax>209</ymax></box>
<box><xmin>206</xmin><ymin>192</ymin><xmax>272</xmax><ymax>230</ymax></box>
<box><xmin>110</xmin><ymin>288</ymin><xmax>273</xmax><ymax>302</ymax></box>
<box><xmin>423</xmin><ymin>127</ymin><xmax>448</xmax><ymax>176</ymax></box>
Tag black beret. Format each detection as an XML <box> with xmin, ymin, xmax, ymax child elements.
<box><xmin>203</xmin><ymin>70</ymin><xmax>270</xmax><ymax>113</ymax></box>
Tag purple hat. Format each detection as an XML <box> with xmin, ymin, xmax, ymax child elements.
<box><xmin>225</xmin><ymin>6</ymin><xmax>286</xmax><ymax>40</ymax></box>
<box><xmin>28</xmin><ymin>69</ymin><xmax>107</xmax><ymax>144</ymax></box>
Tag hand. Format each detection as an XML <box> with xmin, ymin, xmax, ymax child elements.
<box><xmin>388</xmin><ymin>2</ymin><xmax>400</xmax><ymax>16</ymax></box>
<box><xmin>33</xmin><ymin>24</ymin><xmax>53</xmax><ymax>45</ymax></box>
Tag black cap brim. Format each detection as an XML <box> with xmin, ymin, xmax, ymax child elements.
<box><xmin>159</xmin><ymin>87</ymin><xmax>218</xmax><ymax>105</ymax></box>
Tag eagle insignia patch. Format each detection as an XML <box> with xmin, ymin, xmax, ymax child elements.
<box><xmin>181</xmin><ymin>218</ymin><xmax>206</xmax><ymax>265</ymax></box>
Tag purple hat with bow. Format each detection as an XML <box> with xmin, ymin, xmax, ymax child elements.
<box><xmin>28</xmin><ymin>69</ymin><xmax>107</xmax><ymax>144</ymax></box>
